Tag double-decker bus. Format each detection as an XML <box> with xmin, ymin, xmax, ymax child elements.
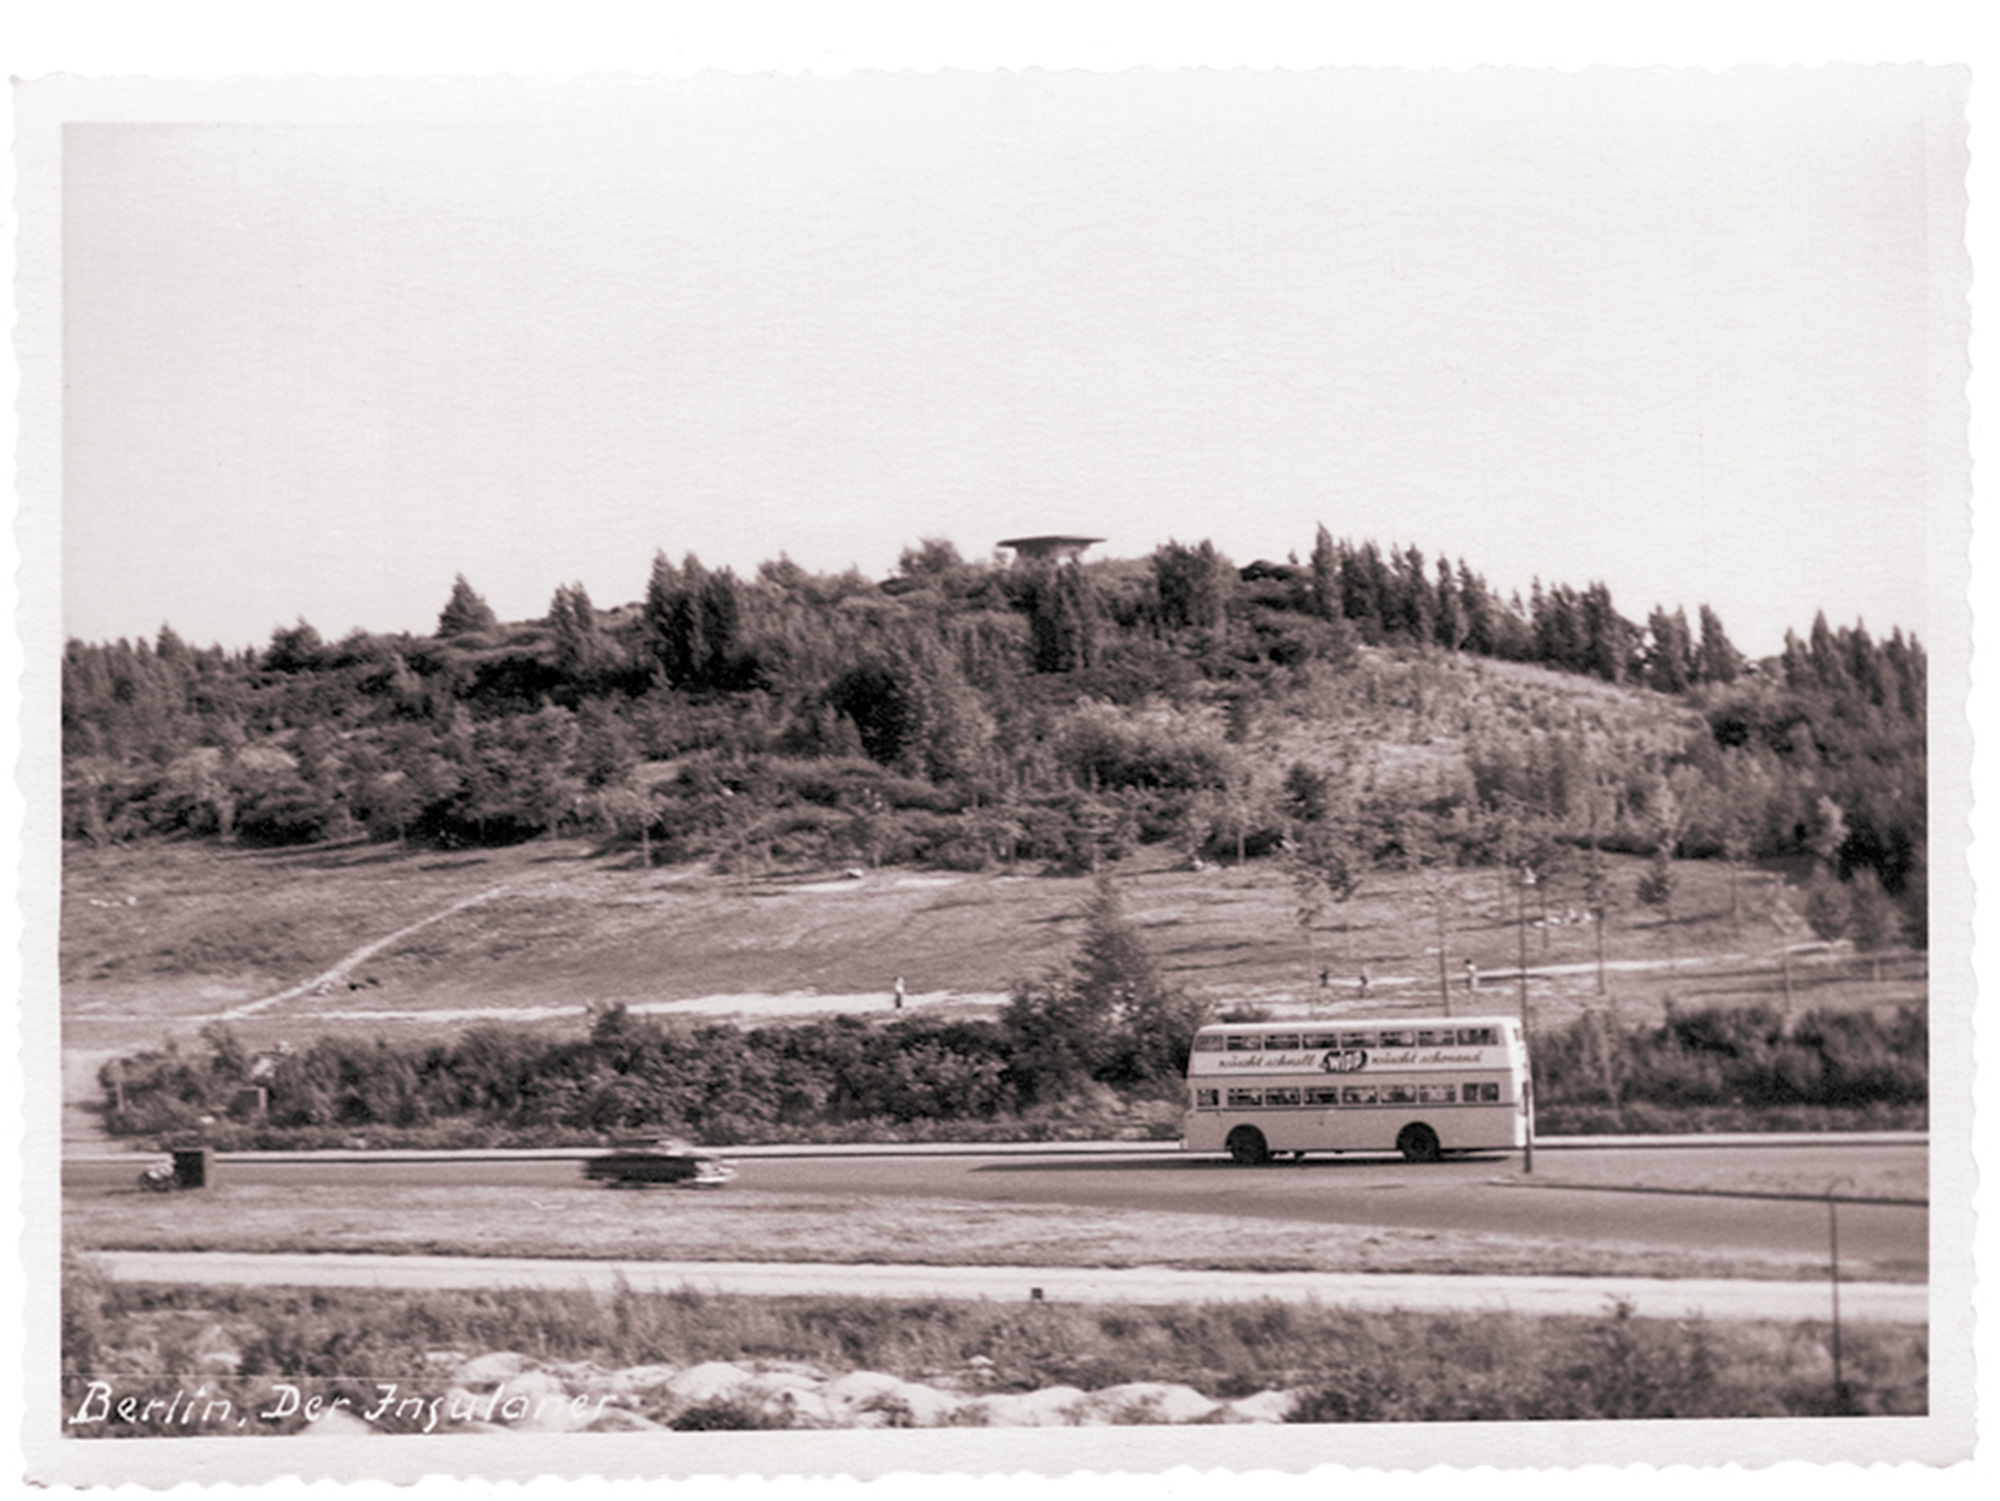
<box><xmin>1181</xmin><ymin>1015</ymin><xmax>1531</xmax><ymax>1164</ymax></box>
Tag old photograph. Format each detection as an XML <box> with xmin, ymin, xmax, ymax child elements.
<box><xmin>14</xmin><ymin>61</ymin><xmax>1973</xmax><ymax>1483</ymax></box>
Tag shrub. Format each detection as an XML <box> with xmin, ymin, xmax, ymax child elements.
<box><xmin>670</xmin><ymin>1398</ymin><xmax>789</xmax><ymax>1431</ymax></box>
<box><xmin>1533</xmin><ymin>1004</ymin><xmax>1927</xmax><ymax>1120</ymax></box>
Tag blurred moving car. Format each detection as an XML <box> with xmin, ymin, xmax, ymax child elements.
<box><xmin>583</xmin><ymin>1138</ymin><xmax>739</xmax><ymax>1188</ymax></box>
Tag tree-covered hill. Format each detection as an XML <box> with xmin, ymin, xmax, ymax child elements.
<box><xmin>61</xmin><ymin>531</ymin><xmax>1927</xmax><ymax>947</ymax></box>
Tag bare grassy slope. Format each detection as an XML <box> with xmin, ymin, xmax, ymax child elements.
<box><xmin>64</xmin><ymin>835</ymin><xmax>1921</xmax><ymax>1066</ymax></box>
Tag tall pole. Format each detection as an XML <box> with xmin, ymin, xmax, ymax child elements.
<box><xmin>1826</xmin><ymin>1176</ymin><xmax>1852</xmax><ymax>1412</ymax></box>
<box><xmin>1828</xmin><ymin>1193</ymin><xmax>1844</xmax><ymax>1405</ymax></box>
<box><xmin>1436</xmin><ymin>886</ymin><xmax>1451</xmax><ymax>1015</ymax></box>
<box><xmin>1595</xmin><ymin>908</ymin><xmax>1606</xmax><ymax>995</ymax></box>
<box><xmin>1518</xmin><ymin>866</ymin><xmax>1535</xmax><ymax>1175</ymax></box>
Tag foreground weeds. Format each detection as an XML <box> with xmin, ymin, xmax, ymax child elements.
<box><xmin>62</xmin><ymin>1261</ymin><xmax>1924</xmax><ymax>1435</ymax></box>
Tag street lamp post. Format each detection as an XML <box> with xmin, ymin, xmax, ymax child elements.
<box><xmin>1517</xmin><ymin>865</ymin><xmax>1536</xmax><ymax>1176</ymax></box>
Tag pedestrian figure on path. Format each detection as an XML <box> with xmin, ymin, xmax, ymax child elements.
<box><xmin>893</xmin><ymin>976</ymin><xmax>906</xmax><ymax>1011</ymax></box>
<box><xmin>1318</xmin><ymin>967</ymin><xmax>1330</xmax><ymax>990</ymax></box>
<box><xmin>1357</xmin><ymin>965</ymin><xmax>1371</xmax><ymax>998</ymax></box>
<box><xmin>1464</xmin><ymin>957</ymin><xmax>1478</xmax><ymax>993</ymax></box>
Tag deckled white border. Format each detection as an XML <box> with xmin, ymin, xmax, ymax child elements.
<box><xmin>6</xmin><ymin>21</ymin><xmax>1984</xmax><ymax>1501</ymax></box>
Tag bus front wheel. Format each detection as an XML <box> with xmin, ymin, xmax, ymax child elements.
<box><xmin>1396</xmin><ymin>1124</ymin><xmax>1441</xmax><ymax>1164</ymax></box>
<box><xmin>1226</xmin><ymin>1126</ymin><xmax>1271</xmax><ymax>1166</ymax></box>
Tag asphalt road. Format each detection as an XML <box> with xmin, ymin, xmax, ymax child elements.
<box><xmin>65</xmin><ymin>1141</ymin><xmax>1928</xmax><ymax>1273</ymax></box>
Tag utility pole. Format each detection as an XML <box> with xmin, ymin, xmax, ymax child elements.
<box><xmin>1826</xmin><ymin>1177</ymin><xmax>1853</xmax><ymax>1412</ymax></box>
<box><xmin>1518</xmin><ymin>865</ymin><xmax>1536</xmax><ymax>1176</ymax></box>
<box><xmin>1435</xmin><ymin>883</ymin><xmax>1451</xmax><ymax>1016</ymax></box>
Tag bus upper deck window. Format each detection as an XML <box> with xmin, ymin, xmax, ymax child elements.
<box><xmin>1340</xmin><ymin>1031</ymin><xmax>1374</xmax><ymax>1050</ymax></box>
<box><xmin>1456</xmin><ymin>1027</ymin><xmax>1496</xmax><ymax>1046</ymax></box>
<box><xmin>1303</xmin><ymin>1033</ymin><xmax>1340</xmax><ymax>1049</ymax></box>
<box><xmin>1264</xmin><ymin>1034</ymin><xmax>1300</xmax><ymax>1051</ymax></box>
<box><xmin>1192</xmin><ymin>1034</ymin><xmax>1225</xmax><ymax>1052</ymax></box>
<box><xmin>1416</xmin><ymin>1029</ymin><xmax>1450</xmax><ymax>1047</ymax></box>
<box><xmin>1378</xmin><ymin>1030</ymin><xmax>1415</xmax><ymax>1048</ymax></box>
<box><xmin>1225</xmin><ymin>1034</ymin><xmax>1262</xmax><ymax>1052</ymax></box>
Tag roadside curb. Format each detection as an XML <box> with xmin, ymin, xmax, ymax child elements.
<box><xmin>1490</xmin><ymin>1178</ymin><xmax>1927</xmax><ymax>1208</ymax></box>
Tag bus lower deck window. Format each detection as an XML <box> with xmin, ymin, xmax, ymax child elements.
<box><xmin>1265</xmin><ymin>1088</ymin><xmax>1301</xmax><ymax>1107</ymax></box>
<box><xmin>1226</xmin><ymin>1089</ymin><xmax>1262</xmax><ymax>1107</ymax></box>
<box><xmin>1341</xmin><ymin>1086</ymin><xmax>1378</xmax><ymax>1105</ymax></box>
<box><xmin>1195</xmin><ymin>1088</ymin><xmax>1219</xmax><ymax>1108</ymax></box>
<box><xmin>1305</xmin><ymin>1087</ymin><xmax>1341</xmax><ymax>1106</ymax></box>
<box><xmin>1419</xmin><ymin>1084</ymin><xmax>1456</xmax><ymax>1103</ymax></box>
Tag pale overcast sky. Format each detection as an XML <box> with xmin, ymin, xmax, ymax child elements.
<box><xmin>60</xmin><ymin>68</ymin><xmax>1959</xmax><ymax>657</ymax></box>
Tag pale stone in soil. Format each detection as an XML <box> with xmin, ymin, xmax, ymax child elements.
<box><xmin>300</xmin><ymin>1407</ymin><xmax>377</xmax><ymax>1438</ymax></box>
<box><xmin>1078</xmin><ymin>1382</ymin><xmax>1220</xmax><ymax>1425</ymax></box>
<box><xmin>664</xmin><ymin>1360</ymin><xmax>756</xmax><ymax>1406</ymax></box>
<box><xmin>455</xmin><ymin>1351</ymin><xmax>528</xmax><ymax>1386</ymax></box>
<box><xmin>1223</xmin><ymin>1389</ymin><xmax>1300</xmax><ymax>1423</ymax></box>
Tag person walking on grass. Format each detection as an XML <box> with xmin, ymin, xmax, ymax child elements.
<box><xmin>893</xmin><ymin>976</ymin><xmax>906</xmax><ymax>1011</ymax></box>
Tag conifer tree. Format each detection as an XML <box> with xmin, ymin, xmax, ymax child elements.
<box><xmin>1808</xmin><ymin>610</ymin><xmax>1847</xmax><ymax>691</ymax></box>
<box><xmin>437</xmin><ymin>575</ymin><xmax>498</xmax><ymax>638</ymax></box>
<box><xmin>1021</xmin><ymin>560</ymin><xmax>1098</xmax><ymax>673</ymax></box>
<box><xmin>1309</xmin><ymin>525</ymin><xmax>1339</xmax><ymax>622</ymax></box>
<box><xmin>1646</xmin><ymin>605</ymin><xmax>1692</xmax><ymax>693</ymax></box>
<box><xmin>1692</xmin><ymin>604</ymin><xmax>1740</xmax><ymax>684</ymax></box>
<box><xmin>1340</xmin><ymin>540</ymin><xmax>1387</xmax><ymax>643</ymax></box>
<box><xmin>641</xmin><ymin>551</ymin><xmax>682</xmax><ymax>676</ymax></box>
<box><xmin>1456</xmin><ymin>560</ymin><xmax>1494</xmax><ymax>656</ymax></box>
<box><xmin>547</xmin><ymin>582</ymin><xmax>616</xmax><ymax>687</ymax></box>
<box><xmin>1434</xmin><ymin>556</ymin><xmax>1466</xmax><ymax>650</ymax></box>
<box><xmin>1151</xmin><ymin>539</ymin><xmax>1230</xmax><ymax>631</ymax></box>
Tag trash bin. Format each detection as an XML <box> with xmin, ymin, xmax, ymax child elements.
<box><xmin>171</xmin><ymin>1147</ymin><xmax>213</xmax><ymax>1190</ymax></box>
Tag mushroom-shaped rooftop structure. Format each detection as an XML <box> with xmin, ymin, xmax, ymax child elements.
<box><xmin>998</xmin><ymin>535</ymin><xmax>1105</xmax><ymax>564</ymax></box>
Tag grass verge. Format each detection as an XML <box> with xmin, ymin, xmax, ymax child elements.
<box><xmin>61</xmin><ymin>1259</ymin><xmax>1926</xmax><ymax>1435</ymax></box>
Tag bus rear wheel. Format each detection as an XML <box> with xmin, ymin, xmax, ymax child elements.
<box><xmin>1397</xmin><ymin>1124</ymin><xmax>1442</xmax><ymax>1164</ymax></box>
<box><xmin>1226</xmin><ymin>1126</ymin><xmax>1271</xmax><ymax>1166</ymax></box>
